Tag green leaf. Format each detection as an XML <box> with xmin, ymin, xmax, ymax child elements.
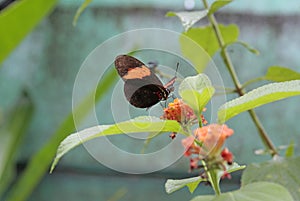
<box><xmin>5</xmin><ymin>68</ymin><xmax>118</xmax><ymax>201</ymax></box>
<box><xmin>218</xmin><ymin>80</ymin><xmax>300</xmax><ymax>123</ymax></box>
<box><xmin>218</xmin><ymin>162</ymin><xmax>246</xmax><ymax>178</ymax></box>
<box><xmin>207</xmin><ymin>162</ymin><xmax>245</xmax><ymax>195</ymax></box>
<box><xmin>180</xmin><ymin>24</ymin><xmax>239</xmax><ymax>72</ymax></box>
<box><xmin>265</xmin><ymin>66</ymin><xmax>300</xmax><ymax>82</ymax></box>
<box><xmin>165</xmin><ymin>176</ymin><xmax>206</xmax><ymax>194</ymax></box>
<box><xmin>242</xmin><ymin>156</ymin><xmax>300</xmax><ymax>200</ymax></box>
<box><xmin>0</xmin><ymin>0</ymin><xmax>58</xmax><ymax>64</ymax></box>
<box><xmin>0</xmin><ymin>92</ymin><xmax>33</xmax><ymax>197</ymax></box>
<box><xmin>182</xmin><ymin>24</ymin><xmax>239</xmax><ymax>57</ymax></box>
<box><xmin>191</xmin><ymin>182</ymin><xmax>294</xmax><ymax>201</ymax></box>
<box><xmin>166</xmin><ymin>10</ymin><xmax>208</xmax><ymax>32</ymax></box>
<box><xmin>285</xmin><ymin>141</ymin><xmax>294</xmax><ymax>158</ymax></box>
<box><xmin>208</xmin><ymin>0</ymin><xmax>233</xmax><ymax>15</ymax></box>
<box><xmin>73</xmin><ymin>0</ymin><xmax>92</xmax><ymax>26</ymax></box>
<box><xmin>206</xmin><ymin>165</ymin><xmax>220</xmax><ymax>195</ymax></box>
<box><xmin>165</xmin><ymin>161</ymin><xmax>245</xmax><ymax>195</ymax></box>
<box><xmin>179</xmin><ymin>74</ymin><xmax>215</xmax><ymax>116</ymax></box>
<box><xmin>50</xmin><ymin>117</ymin><xmax>182</xmax><ymax>173</ymax></box>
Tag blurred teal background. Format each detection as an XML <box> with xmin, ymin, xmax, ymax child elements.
<box><xmin>0</xmin><ymin>0</ymin><xmax>300</xmax><ymax>200</ymax></box>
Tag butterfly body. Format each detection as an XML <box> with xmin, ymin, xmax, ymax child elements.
<box><xmin>114</xmin><ymin>55</ymin><xmax>174</xmax><ymax>108</ymax></box>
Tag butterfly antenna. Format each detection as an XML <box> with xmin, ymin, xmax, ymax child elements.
<box><xmin>174</xmin><ymin>62</ymin><xmax>179</xmax><ymax>78</ymax></box>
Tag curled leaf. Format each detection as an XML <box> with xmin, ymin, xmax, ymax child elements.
<box><xmin>166</xmin><ymin>10</ymin><xmax>208</xmax><ymax>32</ymax></box>
<box><xmin>165</xmin><ymin>176</ymin><xmax>206</xmax><ymax>194</ymax></box>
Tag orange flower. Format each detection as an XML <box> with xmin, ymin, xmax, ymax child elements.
<box><xmin>161</xmin><ymin>98</ymin><xmax>197</xmax><ymax>124</ymax></box>
<box><xmin>194</xmin><ymin>124</ymin><xmax>233</xmax><ymax>157</ymax></box>
<box><xmin>161</xmin><ymin>98</ymin><xmax>207</xmax><ymax>126</ymax></box>
<box><xmin>181</xmin><ymin>124</ymin><xmax>234</xmax><ymax>178</ymax></box>
<box><xmin>182</xmin><ymin>136</ymin><xmax>199</xmax><ymax>156</ymax></box>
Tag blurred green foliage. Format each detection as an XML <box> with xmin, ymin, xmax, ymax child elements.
<box><xmin>0</xmin><ymin>91</ymin><xmax>34</xmax><ymax>198</ymax></box>
<box><xmin>4</xmin><ymin>68</ymin><xmax>117</xmax><ymax>201</ymax></box>
<box><xmin>0</xmin><ymin>0</ymin><xmax>58</xmax><ymax>64</ymax></box>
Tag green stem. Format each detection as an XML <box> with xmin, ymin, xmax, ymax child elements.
<box><xmin>202</xmin><ymin>0</ymin><xmax>278</xmax><ymax>156</ymax></box>
<box><xmin>202</xmin><ymin>160</ymin><xmax>221</xmax><ymax>195</ymax></box>
<box><xmin>241</xmin><ymin>76</ymin><xmax>265</xmax><ymax>89</ymax></box>
<box><xmin>214</xmin><ymin>85</ymin><xmax>236</xmax><ymax>92</ymax></box>
<box><xmin>198</xmin><ymin>113</ymin><xmax>203</xmax><ymax>128</ymax></box>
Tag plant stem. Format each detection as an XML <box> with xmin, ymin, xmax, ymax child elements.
<box><xmin>202</xmin><ymin>0</ymin><xmax>278</xmax><ymax>156</ymax></box>
<box><xmin>240</xmin><ymin>76</ymin><xmax>265</xmax><ymax>89</ymax></box>
<box><xmin>198</xmin><ymin>113</ymin><xmax>203</xmax><ymax>128</ymax></box>
<box><xmin>202</xmin><ymin>160</ymin><xmax>221</xmax><ymax>195</ymax></box>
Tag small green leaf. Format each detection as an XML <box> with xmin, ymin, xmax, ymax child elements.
<box><xmin>180</xmin><ymin>24</ymin><xmax>239</xmax><ymax>72</ymax></box>
<box><xmin>73</xmin><ymin>0</ymin><xmax>92</xmax><ymax>26</ymax></box>
<box><xmin>165</xmin><ymin>163</ymin><xmax>245</xmax><ymax>198</ymax></box>
<box><xmin>50</xmin><ymin>117</ymin><xmax>182</xmax><ymax>172</ymax></box>
<box><xmin>165</xmin><ymin>176</ymin><xmax>206</xmax><ymax>194</ymax></box>
<box><xmin>206</xmin><ymin>165</ymin><xmax>220</xmax><ymax>195</ymax></box>
<box><xmin>208</xmin><ymin>0</ymin><xmax>233</xmax><ymax>15</ymax></box>
<box><xmin>242</xmin><ymin>156</ymin><xmax>300</xmax><ymax>201</ymax></box>
<box><xmin>285</xmin><ymin>141</ymin><xmax>294</xmax><ymax>158</ymax></box>
<box><xmin>207</xmin><ymin>162</ymin><xmax>246</xmax><ymax>195</ymax></box>
<box><xmin>179</xmin><ymin>74</ymin><xmax>215</xmax><ymax>115</ymax></box>
<box><xmin>265</xmin><ymin>66</ymin><xmax>300</xmax><ymax>82</ymax></box>
<box><xmin>224</xmin><ymin>162</ymin><xmax>246</xmax><ymax>174</ymax></box>
<box><xmin>191</xmin><ymin>182</ymin><xmax>293</xmax><ymax>201</ymax></box>
<box><xmin>166</xmin><ymin>10</ymin><xmax>208</xmax><ymax>32</ymax></box>
<box><xmin>218</xmin><ymin>80</ymin><xmax>300</xmax><ymax>123</ymax></box>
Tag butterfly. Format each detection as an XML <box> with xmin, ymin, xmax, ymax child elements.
<box><xmin>114</xmin><ymin>55</ymin><xmax>177</xmax><ymax>108</ymax></box>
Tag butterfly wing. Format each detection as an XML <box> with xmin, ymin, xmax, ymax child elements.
<box><xmin>115</xmin><ymin>55</ymin><xmax>163</xmax><ymax>85</ymax></box>
<box><xmin>115</xmin><ymin>55</ymin><xmax>168</xmax><ymax>108</ymax></box>
<box><xmin>124</xmin><ymin>82</ymin><xmax>168</xmax><ymax>108</ymax></box>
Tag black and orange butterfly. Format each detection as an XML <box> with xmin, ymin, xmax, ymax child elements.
<box><xmin>114</xmin><ymin>55</ymin><xmax>177</xmax><ymax>108</ymax></box>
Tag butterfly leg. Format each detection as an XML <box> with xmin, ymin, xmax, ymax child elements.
<box><xmin>159</xmin><ymin>101</ymin><xmax>165</xmax><ymax>109</ymax></box>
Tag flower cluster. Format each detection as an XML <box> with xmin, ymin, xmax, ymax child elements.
<box><xmin>161</xmin><ymin>98</ymin><xmax>207</xmax><ymax>138</ymax></box>
<box><xmin>194</xmin><ymin>124</ymin><xmax>233</xmax><ymax>157</ymax></box>
<box><xmin>182</xmin><ymin>124</ymin><xmax>234</xmax><ymax>178</ymax></box>
<box><xmin>161</xmin><ymin>98</ymin><xmax>198</xmax><ymax>124</ymax></box>
<box><xmin>161</xmin><ymin>98</ymin><xmax>235</xmax><ymax>179</ymax></box>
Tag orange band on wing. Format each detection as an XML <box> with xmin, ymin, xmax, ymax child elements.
<box><xmin>123</xmin><ymin>65</ymin><xmax>151</xmax><ymax>79</ymax></box>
